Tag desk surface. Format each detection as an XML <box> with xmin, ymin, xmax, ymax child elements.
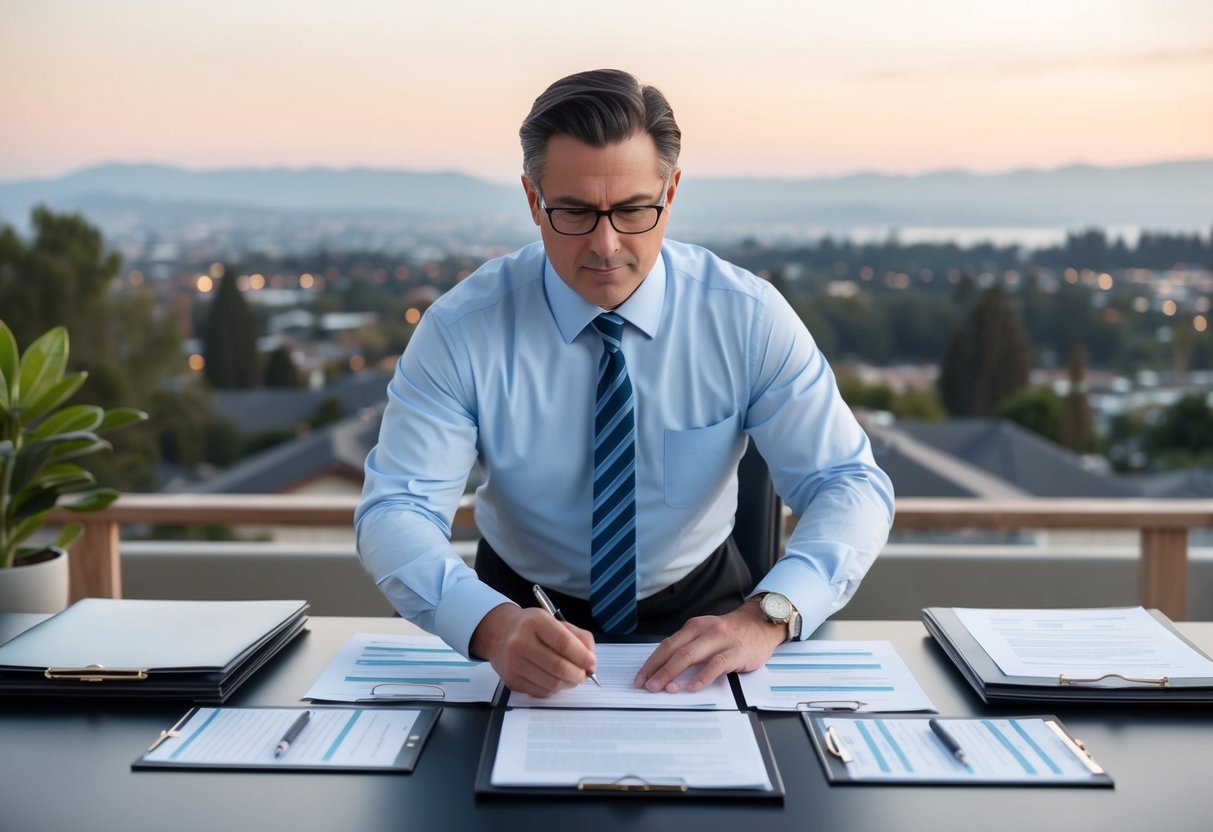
<box><xmin>1</xmin><ymin>615</ymin><xmax>1209</xmax><ymax>832</ymax></box>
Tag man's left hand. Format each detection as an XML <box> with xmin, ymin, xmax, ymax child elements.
<box><xmin>633</xmin><ymin>598</ymin><xmax>786</xmax><ymax>693</ymax></box>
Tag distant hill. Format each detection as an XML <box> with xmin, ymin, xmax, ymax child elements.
<box><xmin>1</xmin><ymin>159</ymin><xmax>1210</xmax><ymax>240</ymax></box>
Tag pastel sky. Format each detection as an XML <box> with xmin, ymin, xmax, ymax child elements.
<box><xmin>2</xmin><ymin>0</ymin><xmax>1211</xmax><ymax>183</ymax></box>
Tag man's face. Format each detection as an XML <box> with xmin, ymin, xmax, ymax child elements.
<box><xmin>523</xmin><ymin>132</ymin><xmax>680</xmax><ymax>310</ymax></box>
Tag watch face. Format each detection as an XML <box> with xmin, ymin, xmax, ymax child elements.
<box><xmin>761</xmin><ymin>593</ymin><xmax>792</xmax><ymax>621</ymax></box>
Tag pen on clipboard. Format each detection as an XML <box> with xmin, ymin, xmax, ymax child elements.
<box><xmin>274</xmin><ymin>710</ymin><xmax>312</xmax><ymax>757</ymax></box>
<box><xmin>531</xmin><ymin>584</ymin><xmax>601</xmax><ymax>687</ymax></box>
<box><xmin>929</xmin><ymin>718</ymin><xmax>973</xmax><ymax>770</ymax></box>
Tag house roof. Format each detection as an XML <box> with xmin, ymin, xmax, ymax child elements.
<box><xmin>873</xmin><ymin>418</ymin><xmax>1138</xmax><ymax>498</ymax></box>
<box><xmin>188</xmin><ymin>406</ymin><xmax>382</xmax><ymax>494</ymax></box>
<box><xmin>210</xmin><ymin>370</ymin><xmax>392</xmax><ymax>435</ymax></box>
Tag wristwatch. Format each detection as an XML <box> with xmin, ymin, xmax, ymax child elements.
<box><xmin>757</xmin><ymin>592</ymin><xmax>802</xmax><ymax>642</ymax></box>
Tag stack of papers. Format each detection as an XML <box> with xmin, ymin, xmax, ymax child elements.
<box><xmin>304</xmin><ymin>633</ymin><xmax>501</xmax><ymax>704</ymax></box>
<box><xmin>924</xmin><ymin>606</ymin><xmax>1213</xmax><ymax>703</ymax></box>
<box><xmin>0</xmin><ymin>599</ymin><xmax>309</xmax><ymax>702</ymax></box>
<box><xmin>737</xmin><ymin>640</ymin><xmax>937</xmax><ymax>712</ymax></box>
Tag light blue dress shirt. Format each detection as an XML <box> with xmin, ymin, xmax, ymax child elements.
<box><xmin>356</xmin><ymin>239</ymin><xmax>895</xmax><ymax>656</ymax></box>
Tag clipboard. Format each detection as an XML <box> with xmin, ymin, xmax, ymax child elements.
<box><xmin>804</xmin><ymin>713</ymin><xmax>1113</xmax><ymax>787</ymax></box>
<box><xmin>132</xmin><ymin>706</ymin><xmax>440</xmax><ymax>773</ymax></box>
<box><xmin>474</xmin><ymin>708</ymin><xmax>785</xmax><ymax>801</ymax></box>
<box><xmin>923</xmin><ymin>607</ymin><xmax>1213</xmax><ymax>704</ymax></box>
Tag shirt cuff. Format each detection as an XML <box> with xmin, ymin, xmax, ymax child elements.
<box><xmin>749</xmin><ymin>558</ymin><xmax>841</xmax><ymax>640</ymax></box>
<box><xmin>432</xmin><ymin>578</ymin><xmax>517</xmax><ymax>659</ymax></box>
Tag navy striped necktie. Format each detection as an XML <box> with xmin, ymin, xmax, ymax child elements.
<box><xmin>590</xmin><ymin>312</ymin><xmax>638</xmax><ymax>635</ymax></box>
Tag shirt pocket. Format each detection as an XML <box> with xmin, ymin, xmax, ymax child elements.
<box><xmin>663</xmin><ymin>412</ymin><xmax>742</xmax><ymax>509</ymax></box>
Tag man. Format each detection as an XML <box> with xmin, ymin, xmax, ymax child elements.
<box><xmin>356</xmin><ymin>69</ymin><xmax>894</xmax><ymax>697</ymax></box>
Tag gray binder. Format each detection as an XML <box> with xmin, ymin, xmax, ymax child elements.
<box><xmin>0</xmin><ymin>598</ymin><xmax>309</xmax><ymax>702</ymax></box>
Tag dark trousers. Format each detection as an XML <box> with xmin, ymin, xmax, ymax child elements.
<box><xmin>474</xmin><ymin>536</ymin><xmax>754</xmax><ymax>637</ymax></box>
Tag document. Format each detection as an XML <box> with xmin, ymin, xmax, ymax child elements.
<box><xmin>135</xmin><ymin>706</ymin><xmax>438</xmax><ymax>772</ymax></box>
<box><xmin>490</xmin><ymin>709</ymin><xmax>774</xmax><ymax>790</ymax></box>
<box><xmin>953</xmin><ymin>606</ymin><xmax>1213</xmax><ymax>681</ymax></box>
<box><xmin>506</xmin><ymin>642</ymin><xmax>736</xmax><ymax>709</ymax></box>
<box><xmin>813</xmin><ymin>715</ymin><xmax>1108</xmax><ymax>784</ymax></box>
<box><xmin>304</xmin><ymin>633</ymin><xmax>501</xmax><ymax>704</ymax></box>
<box><xmin>738</xmin><ymin>640</ymin><xmax>937</xmax><ymax>712</ymax></box>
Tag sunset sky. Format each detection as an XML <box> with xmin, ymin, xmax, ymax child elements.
<box><xmin>2</xmin><ymin>0</ymin><xmax>1211</xmax><ymax>183</ymax></box>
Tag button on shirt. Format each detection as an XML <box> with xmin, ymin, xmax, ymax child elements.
<box><xmin>356</xmin><ymin>239</ymin><xmax>895</xmax><ymax>656</ymax></box>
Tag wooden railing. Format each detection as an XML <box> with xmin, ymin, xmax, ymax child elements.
<box><xmin>49</xmin><ymin>496</ymin><xmax>1213</xmax><ymax>620</ymax></box>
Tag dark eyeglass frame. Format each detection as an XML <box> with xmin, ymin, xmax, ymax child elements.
<box><xmin>539</xmin><ymin>201</ymin><xmax>666</xmax><ymax>236</ymax></box>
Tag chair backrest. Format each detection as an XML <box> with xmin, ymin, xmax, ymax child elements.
<box><xmin>733</xmin><ymin>442</ymin><xmax>782</xmax><ymax>588</ymax></box>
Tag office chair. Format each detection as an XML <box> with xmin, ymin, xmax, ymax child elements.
<box><xmin>733</xmin><ymin>441</ymin><xmax>783</xmax><ymax>587</ymax></box>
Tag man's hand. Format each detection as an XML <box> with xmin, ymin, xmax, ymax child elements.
<box><xmin>634</xmin><ymin>598</ymin><xmax>785</xmax><ymax>693</ymax></box>
<box><xmin>470</xmin><ymin>603</ymin><xmax>598</xmax><ymax>697</ymax></box>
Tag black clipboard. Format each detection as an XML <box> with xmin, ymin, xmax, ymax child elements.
<box><xmin>923</xmin><ymin>607</ymin><xmax>1213</xmax><ymax>704</ymax></box>
<box><xmin>474</xmin><ymin>708</ymin><xmax>784</xmax><ymax>801</ymax></box>
<box><xmin>132</xmin><ymin>706</ymin><xmax>440</xmax><ymax>773</ymax></box>
<box><xmin>804</xmin><ymin>713</ymin><xmax>1113</xmax><ymax>787</ymax></box>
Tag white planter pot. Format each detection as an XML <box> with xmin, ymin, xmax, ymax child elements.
<box><xmin>0</xmin><ymin>548</ymin><xmax>70</xmax><ymax>614</ymax></box>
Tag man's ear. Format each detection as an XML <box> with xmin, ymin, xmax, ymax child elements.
<box><xmin>521</xmin><ymin>176</ymin><xmax>542</xmax><ymax>226</ymax></box>
<box><xmin>664</xmin><ymin>168</ymin><xmax>682</xmax><ymax>208</ymax></box>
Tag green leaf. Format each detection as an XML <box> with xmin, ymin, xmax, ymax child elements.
<box><xmin>17</xmin><ymin>326</ymin><xmax>69</xmax><ymax>410</ymax></box>
<box><xmin>12</xmin><ymin>484</ymin><xmax>61</xmax><ymax>521</ymax></box>
<box><xmin>8</xmin><ymin>509</ymin><xmax>53</xmax><ymax>551</ymax></box>
<box><xmin>30</xmin><ymin>404</ymin><xmax>103</xmax><ymax>440</ymax></box>
<box><xmin>0</xmin><ymin>320</ymin><xmax>16</xmax><ymax>408</ymax></box>
<box><xmin>64</xmin><ymin>487</ymin><xmax>119</xmax><ymax>512</ymax></box>
<box><xmin>97</xmin><ymin>407</ymin><xmax>149</xmax><ymax>434</ymax></box>
<box><xmin>54</xmin><ymin>522</ymin><xmax>84</xmax><ymax>551</ymax></box>
<box><xmin>48</xmin><ymin>438</ymin><xmax>111</xmax><ymax>464</ymax></box>
<box><xmin>23</xmin><ymin>372</ymin><xmax>87</xmax><ymax>422</ymax></box>
<box><xmin>8</xmin><ymin>441</ymin><xmax>55</xmax><ymax>495</ymax></box>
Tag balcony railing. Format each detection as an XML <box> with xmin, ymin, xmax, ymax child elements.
<box><xmin>49</xmin><ymin>496</ymin><xmax>1213</xmax><ymax>620</ymax></box>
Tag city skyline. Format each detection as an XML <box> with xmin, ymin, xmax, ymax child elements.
<box><xmin>2</xmin><ymin>1</ymin><xmax>1212</xmax><ymax>184</ymax></box>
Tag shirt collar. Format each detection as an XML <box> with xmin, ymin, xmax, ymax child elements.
<box><xmin>544</xmin><ymin>248</ymin><xmax>666</xmax><ymax>344</ymax></box>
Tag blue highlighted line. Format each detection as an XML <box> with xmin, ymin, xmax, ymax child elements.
<box><xmin>983</xmin><ymin>720</ymin><xmax>1035</xmax><ymax>774</ymax></box>
<box><xmin>777</xmin><ymin>651</ymin><xmax>873</xmax><ymax>657</ymax></box>
<box><xmin>363</xmin><ymin>646</ymin><xmax>456</xmax><ymax>654</ymax></box>
<box><xmin>876</xmin><ymin>719</ymin><xmax>913</xmax><ymax>772</ymax></box>
<box><xmin>770</xmin><ymin>685</ymin><xmax>894</xmax><ymax>692</ymax></box>
<box><xmin>1010</xmin><ymin>719</ymin><xmax>1062</xmax><ymax>774</ymax></box>
<box><xmin>323</xmin><ymin>710</ymin><xmax>363</xmax><ymax>761</ymax></box>
<box><xmin>169</xmin><ymin>709</ymin><xmax>222</xmax><ymax>760</ymax></box>
<box><xmin>855</xmin><ymin>721</ymin><xmax>890</xmax><ymax>773</ymax></box>
<box><xmin>766</xmin><ymin>669</ymin><xmax>883</xmax><ymax>674</ymax></box>
<box><xmin>356</xmin><ymin>659</ymin><xmax>478</xmax><ymax>667</ymax></box>
<box><xmin>345</xmin><ymin>675</ymin><xmax>470</xmax><ymax>684</ymax></box>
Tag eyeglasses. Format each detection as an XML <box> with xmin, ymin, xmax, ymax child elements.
<box><xmin>540</xmin><ymin>201</ymin><xmax>665</xmax><ymax>236</ymax></box>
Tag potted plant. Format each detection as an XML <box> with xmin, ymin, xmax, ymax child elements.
<box><xmin>0</xmin><ymin>320</ymin><xmax>147</xmax><ymax>612</ymax></box>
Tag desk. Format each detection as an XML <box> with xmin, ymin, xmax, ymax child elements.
<box><xmin>1</xmin><ymin>616</ymin><xmax>1209</xmax><ymax>832</ymax></box>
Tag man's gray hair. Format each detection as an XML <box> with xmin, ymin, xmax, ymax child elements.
<box><xmin>520</xmin><ymin>69</ymin><xmax>681</xmax><ymax>185</ymax></box>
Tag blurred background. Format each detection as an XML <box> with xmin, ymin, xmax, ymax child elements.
<box><xmin>2</xmin><ymin>0</ymin><xmax>1211</xmax><ymax>548</ymax></box>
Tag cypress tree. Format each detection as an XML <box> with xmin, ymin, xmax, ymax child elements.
<box><xmin>938</xmin><ymin>284</ymin><xmax>1032</xmax><ymax>416</ymax></box>
<box><xmin>1059</xmin><ymin>343</ymin><xmax>1094</xmax><ymax>452</ymax></box>
<box><xmin>203</xmin><ymin>270</ymin><xmax>259</xmax><ymax>389</ymax></box>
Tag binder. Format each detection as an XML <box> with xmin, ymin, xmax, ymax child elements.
<box><xmin>474</xmin><ymin>708</ymin><xmax>785</xmax><ymax>801</ymax></box>
<box><xmin>0</xmin><ymin>598</ymin><xmax>309</xmax><ymax>702</ymax></box>
<box><xmin>923</xmin><ymin>606</ymin><xmax>1213</xmax><ymax>704</ymax></box>
<box><xmin>805</xmin><ymin>713</ymin><xmax>1113</xmax><ymax>787</ymax></box>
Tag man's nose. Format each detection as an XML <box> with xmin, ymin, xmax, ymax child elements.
<box><xmin>588</xmin><ymin>215</ymin><xmax>621</xmax><ymax>258</ymax></box>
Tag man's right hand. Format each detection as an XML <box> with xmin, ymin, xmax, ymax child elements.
<box><xmin>469</xmin><ymin>603</ymin><xmax>598</xmax><ymax>697</ymax></box>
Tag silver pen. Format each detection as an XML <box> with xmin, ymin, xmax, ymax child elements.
<box><xmin>531</xmin><ymin>584</ymin><xmax>601</xmax><ymax>687</ymax></box>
